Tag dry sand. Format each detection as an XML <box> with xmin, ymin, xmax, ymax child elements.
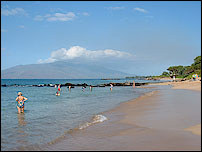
<box><xmin>149</xmin><ymin>80</ymin><xmax>201</xmax><ymax>91</ymax></box>
<box><xmin>46</xmin><ymin>80</ymin><xmax>201</xmax><ymax>151</ymax></box>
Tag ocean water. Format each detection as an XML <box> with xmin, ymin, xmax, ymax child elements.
<box><xmin>1</xmin><ymin>79</ymin><xmax>162</xmax><ymax>150</ymax></box>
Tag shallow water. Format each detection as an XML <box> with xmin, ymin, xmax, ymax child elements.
<box><xmin>45</xmin><ymin>85</ymin><xmax>201</xmax><ymax>151</ymax></box>
<box><xmin>1</xmin><ymin>79</ymin><xmax>160</xmax><ymax>150</ymax></box>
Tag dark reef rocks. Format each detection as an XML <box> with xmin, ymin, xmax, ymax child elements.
<box><xmin>1</xmin><ymin>82</ymin><xmax>148</xmax><ymax>87</ymax></box>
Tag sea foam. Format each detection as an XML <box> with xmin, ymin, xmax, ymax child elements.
<box><xmin>79</xmin><ymin>115</ymin><xmax>108</xmax><ymax>130</ymax></box>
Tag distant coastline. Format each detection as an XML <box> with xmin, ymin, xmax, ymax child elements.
<box><xmin>101</xmin><ymin>78</ymin><xmax>121</xmax><ymax>80</ymax></box>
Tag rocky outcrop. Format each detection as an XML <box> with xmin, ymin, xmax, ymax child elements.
<box><xmin>1</xmin><ymin>82</ymin><xmax>148</xmax><ymax>87</ymax></box>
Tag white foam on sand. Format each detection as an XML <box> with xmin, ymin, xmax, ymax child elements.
<box><xmin>79</xmin><ymin>115</ymin><xmax>108</xmax><ymax>130</ymax></box>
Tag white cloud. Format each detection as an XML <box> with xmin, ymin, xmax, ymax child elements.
<box><xmin>1</xmin><ymin>7</ymin><xmax>28</xmax><ymax>16</ymax></box>
<box><xmin>34</xmin><ymin>12</ymin><xmax>76</xmax><ymax>22</ymax></box>
<box><xmin>134</xmin><ymin>7</ymin><xmax>148</xmax><ymax>13</ymax></box>
<box><xmin>107</xmin><ymin>7</ymin><xmax>125</xmax><ymax>10</ymax></box>
<box><xmin>38</xmin><ymin>46</ymin><xmax>134</xmax><ymax>63</ymax></box>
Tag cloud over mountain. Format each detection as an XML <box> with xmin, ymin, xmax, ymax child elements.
<box><xmin>38</xmin><ymin>46</ymin><xmax>134</xmax><ymax>64</ymax></box>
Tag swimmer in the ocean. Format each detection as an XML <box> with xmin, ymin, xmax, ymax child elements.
<box><xmin>56</xmin><ymin>91</ymin><xmax>60</xmax><ymax>96</ymax></box>
<box><xmin>16</xmin><ymin>92</ymin><xmax>28</xmax><ymax>114</ymax></box>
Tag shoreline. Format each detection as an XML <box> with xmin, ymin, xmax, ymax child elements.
<box><xmin>46</xmin><ymin>80</ymin><xmax>201</xmax><ymax>150</ymax></box>
<box><xmin>141</xmin><ymin>80</ymin><xmax>201</xmax><ymax>136</ymax></box>
<box><xmin>185</xmin><ymin>124</ymin><xmax>201</xmax><ymax>136</ymax></box>
<box><xmin>148</xmin><ymin>79</ymin><xmax>201</xmax><ymax>91</ymax></box>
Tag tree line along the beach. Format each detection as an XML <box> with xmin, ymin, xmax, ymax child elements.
<box><xmin>126</xmin><ymin>55</ymin><xmax>201</xmax><ymax>79</ymax></box>
<box><xmin>163</xmin><ymin>55</ymin><xmax>201</xmax><ymax>78</ymax></box>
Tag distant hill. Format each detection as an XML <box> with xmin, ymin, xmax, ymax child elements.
<box><xmin>1</xmin><ymin>61</ymin><xmax>131</xmax><ymax>79</ymax></box>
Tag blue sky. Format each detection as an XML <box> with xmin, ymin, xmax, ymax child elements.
<box><xmin>1</xmin><ymin>1</ymin><xmax>201</xmax><ymax>75</ymax></box>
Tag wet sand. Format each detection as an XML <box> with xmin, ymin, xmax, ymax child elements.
<box><xmin>46</xmin><ymin>81</ymin><xmax>201</xmax><ymax>151</ymax></box>
<box><xmin>185</xmin><ymin>124</ymin><xmax>201</xmax><ymax>136</ymax></box>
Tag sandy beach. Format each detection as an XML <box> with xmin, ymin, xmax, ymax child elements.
<box><xmin>144</xmin><ymin>80</ymin><xmax>201</xmax><ymax>137</ymax></box>
<box><xmin>185</xmin><ymin>124</ymin><xmax>201</xmax><ymax>136</ymax></box>
<box><xmin>46</xmin><ymin>80</ymin><xmax>201</xmax><ymax>151</ymax></box>
<box><xmin>149</xmin><ymin>79</ymin><xmax>201</xmax><ymax>91</ymax></box>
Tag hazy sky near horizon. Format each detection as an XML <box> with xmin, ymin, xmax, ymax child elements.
<box><xmin>1</xmin><ymin>1</ymin><xmax>201</xmax><ymax>75</ymax></box>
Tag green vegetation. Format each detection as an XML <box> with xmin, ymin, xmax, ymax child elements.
<box><xmin>126</xmin><ymin>56</ymin><xmax>201</xmax><ymax>80</ymax></box>
<box><xmin>161</xmin><ymin>71</ymin><xmax>169</xmax><ymax>77</ymax></box>
<box><xmin>125</xmin><ymin>76</ymin><xmax>147</xmax><ymax>79</ymax></box>
<box><xmin>166</xmin><ymin>56</ymin><xmax>201</xmax><ymax>78</ymax></box>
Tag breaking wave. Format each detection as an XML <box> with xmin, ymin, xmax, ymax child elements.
<box><xmin>43</xmin><ymin>114</ymin><xmax>108</xmax><ymax>147</ymax></box>
<box><xmin>79</xmin><ymin>114</ymin><xmax>108</xmax><ymax>130</ymax></box>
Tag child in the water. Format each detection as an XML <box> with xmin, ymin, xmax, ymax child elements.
<box><xmin>16</xmin><ymin>92</ymin><xmax>28</xmax><ymax>114</ymax></box>
<box><xmin>56</xmin><ymin>91</ymin><xmax>60</xmax><ymax>96</ymax></box>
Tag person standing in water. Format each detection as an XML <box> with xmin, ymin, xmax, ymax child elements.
<box><xmin>133</xmin><ymin>80</ymin><xmax>135</xmax><ymax>88</ymax></box>
<box><xmin>58</xmin><ymin>84</ymin><xmax>61</xmax><ymax>92</ymax></box>
<box><xmin>69</xmin><ymin>85</ymin><xmax>71</xmax><ymax>92</ymax></box>
<box><xmin>90</xmin><ymin>85</ymin><xmax>92</xmax><ymax>91</ymax></box>
<box><xmin>16</xmin><ymin>92</ymin><xmax>28</xmax><ymax>114</ymax></box>
<box><xmin>82</xmin><ymin>86</ymin><xmax>85</xmax><ymax>92</ymax></box>
<box><xmin>110</xmin><ymin>83</ymin><xmax>113</xmax><ymax>92</ymax></box>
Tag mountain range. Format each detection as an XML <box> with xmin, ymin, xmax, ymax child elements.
<box><xmin>1</xmin><ymin>61</ymin><xmax>132</xmax><ymax>79</ymax></box>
